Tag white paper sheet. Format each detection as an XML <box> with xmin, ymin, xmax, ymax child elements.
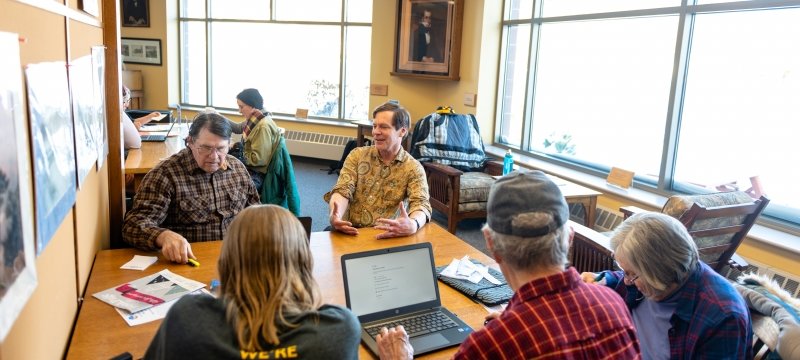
<box><xmin>440</xmin><ymin>256</ymin><xmax>501</xmax><ymax>284</ymax></box>
<box><xmin>120</xmin><ymin>255</ymin><xmax>158</xmax><ymax>271</ymax></box>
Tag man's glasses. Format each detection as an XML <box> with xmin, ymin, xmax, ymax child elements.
<box><xmin>194</xmin><ymin>144</ymin><xmax>228</xmax><ymax>156</ymax></box>
<box><xmin>614</xmin><ymin>260</ymin><xmax>640</xmax><ymax>283</ymax></box>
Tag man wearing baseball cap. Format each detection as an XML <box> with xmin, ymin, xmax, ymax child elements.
<box><xmin>377</xmin><ymin>170</ymin><xmax>641</xmax><ymax>359</ymax></box>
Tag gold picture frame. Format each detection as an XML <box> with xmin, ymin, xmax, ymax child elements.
<box><xmin>391</xmin><ymin>0</ymin><xmax>463</xmax><ymax>81</ymax></box>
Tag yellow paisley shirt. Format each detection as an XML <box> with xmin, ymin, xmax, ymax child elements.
<box><xmin>323</xmin><ymin>146</ymin><xmax>431</xmax><ymax>227</ymax></box>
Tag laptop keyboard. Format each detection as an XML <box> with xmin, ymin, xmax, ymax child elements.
<box><xmin>365</xmin><ymin>311</ymin><xmax>458</xmax><ymax>339</ymax></box>
<box><xmin>141</xmin><ymin>134</ymin><xmax>165</xmax><ymax>141</ymax></box>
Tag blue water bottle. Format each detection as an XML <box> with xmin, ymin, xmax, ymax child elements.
<box><xmin>503</xmin><ymin>149</ymin><xmax>514</xmax><ymax>175</ymax></box>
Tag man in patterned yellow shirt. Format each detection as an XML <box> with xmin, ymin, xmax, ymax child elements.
<box><xmin>324</xmin><ymin>102</ymin><xmax>431</xmax><ymax>239</ymax></box>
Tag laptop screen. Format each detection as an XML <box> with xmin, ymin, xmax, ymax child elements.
<box><xmin>343</xmin><ymin>246</ymin><xmax>438</xmax><ymax>317</ymax></box>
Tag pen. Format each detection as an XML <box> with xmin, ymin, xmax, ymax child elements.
<box><xmin>187</xmin><ymin>258</ymin><xmax>200</xmax><ymax>267</ymax></box>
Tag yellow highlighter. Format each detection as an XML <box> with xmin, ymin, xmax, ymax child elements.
<box><xmin>187</xmin><ymin>258</ymin><xmax>200</xmax><ymax>267</ymax></box>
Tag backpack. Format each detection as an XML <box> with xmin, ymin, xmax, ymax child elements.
<box><xmin>410</xmin><ymin>111</ymin><xmax>487</xmax><ymax>171</ymax></box>
<box><xmin>328</xmin><ymin>139</ymin><xmax>360</xmax><ymax>175</ymax></box>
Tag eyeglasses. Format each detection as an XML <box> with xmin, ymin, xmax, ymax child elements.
<box><xmin>614</xmin><ymin>260</ymin><xmax>640</xmax><ymax>283</ymax></box>
<box><xmin>194</xmin><ymin>144</ymin><xmax>228</xmax><ymax>156</ymax></box>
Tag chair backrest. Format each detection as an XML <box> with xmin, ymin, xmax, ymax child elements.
<box><xmin>296</xmin><ymin>216</ymin><xmax>312</xmax><ymax>242</ymax></box>
<box><xmin>661</xmin><ymin>192</ymin><xmax>769</xmax><ymax>272</ymax></box>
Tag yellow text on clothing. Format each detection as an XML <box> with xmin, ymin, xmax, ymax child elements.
<box><xmin>240</xmin><ymin>345</ymin><xmax>298</xmax><ymax>359</ymax></box>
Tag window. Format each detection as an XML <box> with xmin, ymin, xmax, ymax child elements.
<box><xmin>497</xmin><ymin>1</ymin><xmax>800</xmax><ymax>227</ymax></box>
<box><xmin>179</xmin><ymin>0</ymin><xmax>372</xmax><ymax>121</ymax></box>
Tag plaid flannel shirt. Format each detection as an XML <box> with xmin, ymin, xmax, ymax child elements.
<box><xmin>123</xmin><ymin>148</ymin><xmax>260</xmax><ymax>250</ymax></box>
<box><xmin>604</xmin><ymin>262</ymin><xmax>752</xmax><ymax>360</ymax></box>
<box><xmin>455</xmin><ymin>268</ymin><xmax>641</xmax><ymax>359</ymax></box>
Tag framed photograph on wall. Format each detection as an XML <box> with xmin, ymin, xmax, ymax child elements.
<box><xmin>0</xmin><ymin>31</ymin><xmax>38</xmax><ymax>343</ymax></box>
<box><xmin>122</xmin><ymin>0</ymin><xmax>149</xmax><ymax>27</ymax></box>
<box><xmin>121</xmin><ymin>38</ymin><xmax>162</xmax><ymax>66</ymax></box>
<box><xmin>392</xmin><ymin>0</ymin><xmax>463</xmax><ymax>81</ymax></box>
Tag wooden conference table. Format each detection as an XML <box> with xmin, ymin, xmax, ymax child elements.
<box><xmin>66</xmin><ymin>224</ymin><xmax>496</xmax><ymax>359</ymax></box>
<box><xmin>124</xmin><ymin>129</ymin><xmax>185</xmax><ymax>191</ymax></box>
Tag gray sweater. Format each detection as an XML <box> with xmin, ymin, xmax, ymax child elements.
<box><xmin>144</xmin><ymin>294</ymin><xmax>361</xmax><ymax>360</ymax></box>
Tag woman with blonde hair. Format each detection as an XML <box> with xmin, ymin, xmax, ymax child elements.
<box><xmin>144</xmin><ymin>205</ymin><xmax>360</xmax><ymax>359</ymax></box>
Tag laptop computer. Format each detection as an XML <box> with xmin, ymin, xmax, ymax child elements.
<box><xmin>341</xmin><ymin>242</ymin><xmax>473</xmax><ymax>356</ymax></box>
<box><xmin>140</xmin><ymin>116</ymin><xmax>175</xmax><ymax>142</ymax></box>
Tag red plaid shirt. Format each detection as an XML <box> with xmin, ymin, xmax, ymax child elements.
<box><xmin>454</xmin><ymin>268</ymin><xmax>641</xmax><ymax>360</ymax></box>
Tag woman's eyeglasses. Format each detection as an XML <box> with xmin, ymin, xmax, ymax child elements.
<box><xmin>614</xmin><ymin>260</ymin><xmax>640</xmax><ymax>283</ymax></box>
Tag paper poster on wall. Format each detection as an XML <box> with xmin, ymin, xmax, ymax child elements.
<box><xmin>70</xmin><ymin>55</ymin><xmax>98</xmax><ymax>187</ymax></box>
<box><xmin>25</xmin><ymin>62</ymin><xmax>77</xmax><ymax>255</ymax></box>
<box><xmin>91</xmin><ymin>46</ymin><xmax>108</xmax><ymax>169</ymax></box>
<box><xmin>0</xmin><ymin>31</ymin><xmax>38</xmax><ymax>342</ymax></box>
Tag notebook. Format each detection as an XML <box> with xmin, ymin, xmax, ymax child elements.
<box><xmin>341</xmin><ymin>243</ymin><xmax>473</xmax><ymax>356</ymax></box>
<box><xmin>141</xmin><ymin>117</ymin><xmax>175</xmax><ymax>142</ymax></box>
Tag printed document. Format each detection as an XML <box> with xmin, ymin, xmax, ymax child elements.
<box><xmin>93</xmin><ymin>269</ymin><xmax>205</xmax><ymax>313</ymax></box>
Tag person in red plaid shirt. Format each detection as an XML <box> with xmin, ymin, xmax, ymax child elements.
<box><xmin>377</xmin><ymin>171</ymin><xmax>641</xmax><ymax>359</ymax></box>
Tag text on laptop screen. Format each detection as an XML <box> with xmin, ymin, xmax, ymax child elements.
<box><xmin>344</xmin><ymin>247</ymin><xmax>438</xmax><ymax>317</ymax></box>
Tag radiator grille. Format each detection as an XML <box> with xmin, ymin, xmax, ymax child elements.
<box><xmin>722</xmin><ymin>260</ymin><xmax>800</xmax><ymax>298</ymax></box>
<box><xmin>284</xmin><ymin>130</ymin><xmax>354</xmax><ymax>161</ymax></box>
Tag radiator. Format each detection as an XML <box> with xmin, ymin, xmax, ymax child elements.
<box><xmin>284</xmin><ymin>130</ymin><xmax>354</xmax><ymax>161</ymax></box>
<box><xmin>723</xmin><ymin>258</ymin><xmax>800</xmax><ymax>298</ymax></box>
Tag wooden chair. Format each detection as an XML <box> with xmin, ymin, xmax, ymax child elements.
<box><xmin>296</xmin><ymin>216</ymin><xmax>312</xmax><ymax>242</ymax></box>
<box><xmin>570</xmin><ymin>192</ymin><xmax>769</xmax><ymax>274</ymax></box>
<box><xmin>423</xmin><ymin>161</ymin><xmax>503</xmax><ymax>234</ymax></box>
<box><xmin>568</xmin><ymin>220</ymin><xmax>616</xmax><ymax>273</ymax></box>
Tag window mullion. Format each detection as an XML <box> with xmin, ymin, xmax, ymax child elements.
<box><xmin>659</xmin><ymin>3</ymin><xmax>692</xmax><ymax>192</ymax></box>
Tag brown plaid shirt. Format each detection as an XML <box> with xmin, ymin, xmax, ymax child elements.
<box><xmin>123</xmin><ymin>148</ymin><xmax>260</xmax><ymax>251</ymax></box>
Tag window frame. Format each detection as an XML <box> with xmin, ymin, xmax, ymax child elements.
<box><xmin>495</xmin><ymin>0</ymin><xmax>800</xmax><ymax>231</ymax></box>
<box><xmin>177</xmin><ymin>0</ymin><xmax>372</xmax><ymax>122</ymax></box>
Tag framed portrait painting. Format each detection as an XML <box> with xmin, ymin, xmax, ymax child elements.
<box><xmin>122</xmin><ymin>0</ymin><xmax>149</xmax><ymax>27</ymax></box>
<box><xmin>392</xmin><ymin>0</ymin><xmax>463</xmax><ymax>81</ymax></box>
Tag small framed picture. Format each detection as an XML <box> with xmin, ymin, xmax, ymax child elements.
<box><xmin>121</xmin><ymin>38</ymin><xmax>162</xmax><ymax>66</ymax></box>
<box><xmin>122</xmin><ymin>0</ymin><xmax>149</xmax><ymax>27</ymax></box>
<box><xmin>392</xmin><ymin>0</ymin><xmax>464</xmax><ymax>81</ymax></box>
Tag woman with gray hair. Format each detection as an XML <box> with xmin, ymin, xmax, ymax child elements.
<box><xmin>583</xmin><ymin>212</ymin><xmax>752</xmax><ymax>359</ymax></box>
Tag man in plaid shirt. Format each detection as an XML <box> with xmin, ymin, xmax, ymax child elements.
<box><xmin>377</xmin><ymin>171</ymin><xmax>641</xmax><ymax>359</ymax></box>
<box><xmin>123</xmin><ymin>113</ymin><xmax>260</xmax><ymax>263</ymax></box>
